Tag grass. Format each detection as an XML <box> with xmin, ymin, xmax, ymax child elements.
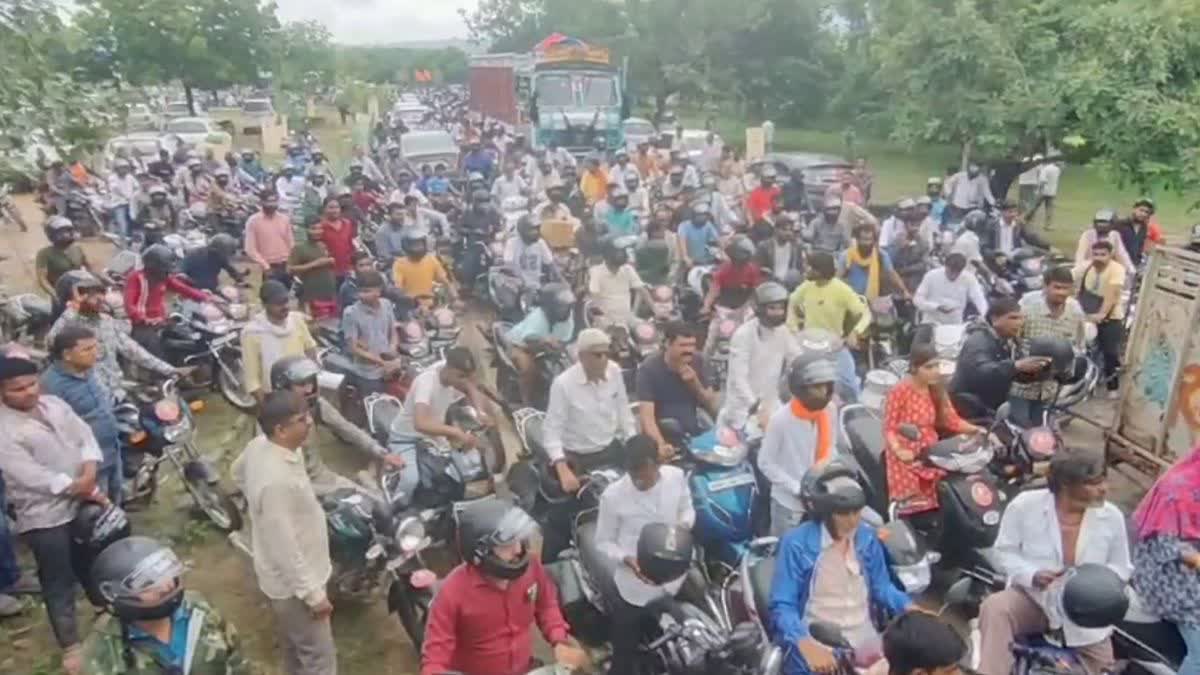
<box><xmin>698</xmin><ymin>118</ymin><xmax>1195</xmax><ymax>252</ymax></box>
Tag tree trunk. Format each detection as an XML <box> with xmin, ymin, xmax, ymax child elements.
<box><xmin>184</xmin><ymin>84</ymin><xmax>196</xmax><ymax>116</ymax></box>
<box><xmin>960</xmin><ymin>138</ymin><xmax>973</xmax><ymax>172</ymax></box>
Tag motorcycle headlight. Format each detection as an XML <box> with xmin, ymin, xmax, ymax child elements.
<box><xmin>1021</xmin><ymin>258</ymin><xmax>1043</xmax><ymax>275</ymax></box>
<box><xmin>163</xmin><ymin>416</ymin><xmax>192</xmax><ymax>443</ymax></box>
<box><xmin>894</xmin><ymin>560</ymin><xmax>932</xmax><ymax>595</ymax></box>
<box><xmin>228</xmin><ymin>303</ymin><xmax>249</xmax><ymax>321</ymax></box>
<box><xmin>394</xmin><ymin>517</ymin><xmax>428</xmax><ymax>553</ymax></box>
<box><xmin>710</xmin><ymin>442</ymin><xmax>748</xmax><ymax>466</ymax></box>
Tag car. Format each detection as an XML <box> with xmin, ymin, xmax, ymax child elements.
<box><xmin>125</xmin><ymin>103</ymin><xmax>158</xmax><ymax>131</ymax></box>
<box><xmin>623</xmin><ymin>117</ymin><xmax>657</xmax><ymax>150</ymax></box>
<box><xmin>241</xmin><ymin>98</ymin><xmax>275</xmax><ymax>119</ymax></box>
<box><xmin>162</xmin><ymin>117</ymin><xmax>232</xmax><ymax>148</ymax></box>
<box><xmin>163</xmin><ymin>100</ymin><xmax>203</xmax><ymax>119</ymax></box>
<box><xmin>392</xmin><ymin>102</ymin><xmax>432</xmax><ymax>128</ymax></box>
<box><xmin>400</xmin><ymin>130</ymin><xmax>459</xmax><ymax>174</ymax></box>
<box><xmin>104</xmin><ymin>132</ymin><xmax>177</xmax><ymax>168</ymax></box>
<box><xmin>677</xmin><ymin>128</ymin><xmax>722</xmax><ymax>164</ymax></box>
<box><xmin>749</xmin><ymin>152</ymin><xmax>854</xmax><ymax>208</ymax></box>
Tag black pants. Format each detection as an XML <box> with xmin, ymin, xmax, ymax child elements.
<box><xmin>609</xmin><ymin>593</ymin><xmax>655</xmax><ymax>675</ymax></box>
<box><xmin>266</xmin><ymin>262</ymin><xmax>292</xmax><ymax>289</ymax></box>
<box><xmin>1097</xmin><ymin>319</ymin><xmax>1123</xmax><ymax>391</ymax></box>
<box><xmin>24</xmin><ymin>524</ymin><xmax>85</xmax><ymax>648</ymax></box>
<box><xmin>131</xmin><ymin>324</ymin><xmax>167</xmax><ymax>361</ymax></box>
<box><xmin>541</xmin><ymin>440</ymin><xmax>625</xmax><ymax>562</ymax></box>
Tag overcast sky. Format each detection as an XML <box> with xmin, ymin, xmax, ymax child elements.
<box><xmin>275</xmin><ymin>0</ymin><xmax>477</xmax><ymax>44</ymax></box>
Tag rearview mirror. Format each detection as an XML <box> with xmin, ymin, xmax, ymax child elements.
<box><xmin>808</xmin><ymin>621</ymin><xmax>851</xmax><ymax>649</ymax></box>
<box><xmin>944</xmin><ymin>577</ymin><xmax>974</xmax><ymax>607</ymax></box>
<box><xmin>995</xmin><ymin>401</ymin><xmax>1011</xmax><ymax>423</ymax></box>
<box><xmin>659</xmin><ymin>418</ymin><xmax>686</xmax><ymax>444</ymax></box>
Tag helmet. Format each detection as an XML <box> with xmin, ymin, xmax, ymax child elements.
<box><xmin>468</xmin><ymin>171</ymin><xmax>485</xmax><ymax>184</ymax></box>
<box><xmin>44</xmin><ymin>216</ymin><xmax>75</xmax><ymax>242</ymax></box>
<box><xmin>787</xmin><ymin>351</ymin><xmax>837</xmax><ymax>398</ymax></box>
<box><xmin>800</xmin><ymin>458</ymin><xmax>867</xmax><ymax>517</ymax></box>
<box><xmin>1093</xmin><ymin>208</ymin><xmax>1116</xmax><ymax>224</ymax></box>
<box><xmin>240</xmin><ymin>148</ymin><xmax>255</xmax><ymax>157</ymax></box>
<box><xmin>457</xmin><ymin>498</ymin><xmax>538</xmax><ymax>580</ymax></box>
<box><xmin>754</xmin><ymin>281</ymin><xmax>789</xmax><ymax>325</ymax></box>
<box><xmin>71</xmin><ymin>502</ymin><xmax>131</xmax><ymax>552</ymax></box>
<box><xmin>212</xmin><ymin>166</ymin><xmax>231</xmax><ymax>178</ymax></box>
<box><xmin>147</xmin><ymin>183</ymin><xmax>168</xmax><ymax>197</ymax></box>
<box><xmin>726</xmin><ymin>235</ymin><xmax>755</xmax><ymax>264</ymax></box>
<box><xmin>1060</xmin><ymin>563</ymin><xmax>1128</xmax><ymax>629</ymax></box>
<box><xmin>471</xmin><ymin>188</ymin><xmax>490</xmax><ymax>204</ymax></box>
<box><xmin>896</xmin><ymin>197</ymin><xmax>916</xmax><ymax>211</ymax></box>
<box><xmin>401</xmin><ymin>228</ymin><xmax>429</xmax><ymax>255</ymax></box>
<box><xmin>141</xmin><ymin>244</ymin><xmax>177</xmax><ymax>275</ymax></box>
<box><xmin>761</xmin><ymin>165</ymin><xmax>778</xmax><ymax>180</ymax></box>
<box><xmin>113</xmin><ymin>158</ymin><xmax>132</xmax><ymax>170</ymax></box>
<box><xmin>1027</xmin><ymin>336</ymin><xmax>1075</xmax><ymax>380</ymax></box>
<box><xmin>963</xmin><ymin>209</ymin><xmax>989</xmax><ymax>233</ymax></box>
<box><xmin>822</xmin><ymin>196</ymin><xmax>843</xmax><ymax>212</ymax></box>
<box><xmin>516</xmin><ymin>216</ymin><xmax>540</xmax><ymax>240</ymax></box>
<box><xmin>269</xmin><ymin>355</ymin><xmax>320</xmax><ymax>393</ymax></box>
<box><xmin>91</xmin><ymin>536</ymin><xmax>185</xmax><ymax>622</ymax></box>
<box><xmin>348</xmin><ymin>159</ymin><xmax>364</xmax><ymax>171</ymax></box>
<box><xmin>624</xmin><ymin>172</ymin><xmax>640</xmax><ymax>188</ymax></box>
<box><xmin>55</xmin><ymin>270</ymin><xmax>103</xmax><ymax>307</ymax></box>
<box><xmin>927</xmin><ymin>176</ymin><xmax>943</xmax><ymax>186</ymax></box>
<box><xmin>209</xmin><ymin>233</ymin><xmax>239</xmax><ymax>259</ymax></box>
<box><xmin>636</xmin><ymin>523</ymin><xmax>695</xmax><ymax>585</ymax></box>
<box><xmin>186</xmin><ymin>158</ymin><xmax>202</xmax><ymax>169</ymax></box>
<box><xmin>538</xmin><ymin>282</ymin><xmax>575</xmax><ymax>323</ymax></box>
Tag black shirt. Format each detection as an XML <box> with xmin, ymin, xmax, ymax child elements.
<box><xmin>636</xmin><ymin>352</ymin><xmax>712</xmax><ymax>434</ymax></box>
<box><xmin>181</xmin><ymin>249</ymin><xmax>238</xmax><ymax>291</ymax></box>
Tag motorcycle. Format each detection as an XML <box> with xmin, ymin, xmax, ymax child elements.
<box><xmin>865</xmin><ymin>295</ymin><xmax>901</xmax><ymax>371</ymax></box>
<box><xmin>707</xmin><ymin>304</ymin><xmax>750</xmax><ymax>385</ymax></box>
<box><xmin>0</xmin><ymin>289</ymin><xmax>52</xmax><ymax>347</ymax></box>
<box><xmin>117</xmin><ymin>377</ymin><xmax>242</xmax><ymax>532</ymax></box>
<box><xmin>161</xmin><ymin>297</ymin><xmax>254</xmax><ymax>411</ymax></box>
<box><xmin>483</xmin><ymin>322</ymin><xmax>572</xmax><ymax>413</ymax></box>
<box><xmin>640</xmin><ymin>284</ymin><xmax>681</xmax><ymax>324</ymax></box>
<box><xmin>487</xmin><ymin>266</ymin><xmax>532</xmax><ymax>324</ymax></box>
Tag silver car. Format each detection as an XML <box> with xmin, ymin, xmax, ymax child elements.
<box><xmin>401</xmin><ymin>130</ymin><xmax>459</xmax><ymax>172</ymax></box>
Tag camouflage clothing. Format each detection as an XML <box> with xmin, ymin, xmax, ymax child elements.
<box><xmin>81</xmin><ymin>592</ymin><xmax>253</xmax><ymax>675</ymax></box>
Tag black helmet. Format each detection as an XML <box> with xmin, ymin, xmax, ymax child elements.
<box><xmin>726</xmin><ymin>235</ymin><xmax>755</xmax><ymax>264</ymax></box>
<box><xmin>538</xmin><ymin>282</ymin><xmax>575</xmax><ymax>323</ymax></box>
<box><xmin>91</xmin><ymin>536</ymin><xmax>186</xmax><ymax>622</ymax></box>
<box><xmin>141</xmin><ymin>244</ymin><xmax>176</xmax><ymax>275</ymax></box>
<box><xmin>787</xmin><ymin>351</ymin><xmax>837</xmax><ymax>399</ymax></box>
<box><xmin>457</xmin><ymin>497</ymin><xmax>538</xmax><ymax>580</ymax></box>
<box><xmin>517</xmin><ymin>215</ymin><xmax>540</xmax><ymax>241</ymax></box>
<box><xmin>601</xmin><ymin>236</ymin><xmax>628</xmax><ymax>266</ymax></box>
<box><xmin>55</xmin><ymin>270</ymin><xmax>103</xmax><ymax>307</ymax></box>
<box><xmin>800</xmin><ymin>458</ymin><xmax>867</xmax><ymax>517</ymax></box>
<box><xmin>962</xmin><ymin>210</ymin><xmax>989</xmax><ymax>233</ymax></box>
<box><xmin>269</xmin><ymin>355</ymin><xmax>320</xmax><ymax>394</ymax></box>
<box><xmin>1027</xmin><ymin>336</ymin><xmax>1074</xmax><ymax>380</ymax></box>
<box><xmin>401</xmin><ymin>228</ymin><xmax>429</xmax><ymax>255</ymax></box>
<box><xmin>754</xmin><ymin>281</ymin><xmax>789</xmax><ymax>327</ymax></box>
<box><xmin>209</xmin><ymin>233</ymin><xmax>238</xmax><ymax>259</ymax></box>
<box><xmin>72</xmin><ymin>502</ymin><xmax>131</xmax><ymax>552</ymax></box>
<box><xmin>44</xmin><ymin>215</ymin><xmax>76</xmax><ymax>243</ymax></box>
<box><xmin>636</xmin><ymin>522</ymin><xmax>694</xmax><ymax>585</ymax></box>
<box><xmin>1061</xmin><ymin>563</ymin><xmax>1128</xmax><ymax>629</ymax></box>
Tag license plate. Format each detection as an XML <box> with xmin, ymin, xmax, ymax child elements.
<box><xmin>708</xmin><ymin>474</ymin><xmax>755</xmax><ymax>492</ymax></box>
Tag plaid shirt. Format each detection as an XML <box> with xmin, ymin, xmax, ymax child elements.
<box><xmin>48</xmin><ymin>308</ymin><xmax>175</xmax><ymax>397</ymax></box>
<box><xmin>1012</xmin><ymin>293</ymin><xmax>1085</xmax><ymax>402</ymax></box>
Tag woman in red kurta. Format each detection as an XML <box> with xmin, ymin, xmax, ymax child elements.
<box><xmin>317</xmin><ymin>196</ymin><xmax>357</xmax><ymax>282</ymax></box>
<box><xmin>883</xmin><ymin>344</ymin><xmax>982</xmax><ymax>516</ymax></box>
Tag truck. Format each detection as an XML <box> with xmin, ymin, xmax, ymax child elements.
<box><xmin>468</xmin><ymin>37</ymin><xmax>628</xmax><ymax>156</ymax></box>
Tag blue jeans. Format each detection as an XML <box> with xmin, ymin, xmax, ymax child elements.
<box><xmin>0</xmin><ymin>473</ymin><xmax>19</xmax><ymax>590</ymax></box>
<box><xmin>110</xmin><ymin>204</ymin><xmax>132</xmax><ymax>240</ymax></box>
<box><xmin>836</xmin><ymin>347</ymin><xmax>861</xmax><ymax>403</ymax></box>
<box><xmin>98</xmin><ymin>450</ymin><xmax>123</xmax><ymax>504</ymax></box>
<box><xmin>1181</xmin><ymin>623</ymin><xmax>1200</xmax><ymax>675</ymax></box>
<box><xmin>1007</xmin><ymin>396</ymin><xmax>1047</xmax><ymax>428</ymax></box>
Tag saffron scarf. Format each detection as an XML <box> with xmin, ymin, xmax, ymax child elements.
<box><xmin>845</xmin><ymin>245</ymin><xmax>881</xmax><ymax>299</ymax></box>
<box><xmin>790</xmin><ymin>398</ymin><xmax>832</xmax><ymax>463</ymax></box>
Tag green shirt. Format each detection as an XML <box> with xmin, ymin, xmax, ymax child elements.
<box><xmin>35</xmin><ymin>244</ymin><xmax>86</xmax><ymax>287</ymax></box>
<box><xmin>288</xmin><ymin>241</ymin><xmax>337</xmax><ymax>303</ymax></box>
<box><xmin>81</xmin><ymin>592</ymin><xmax>254</xmax><ymax>675</ymax></box>
<box><xmin>786</xmin><ymin>278</ymin><xmax>872</xmax><ymax>337</ymax></box>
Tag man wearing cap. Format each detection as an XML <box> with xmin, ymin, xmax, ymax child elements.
<box><xmin>243</xmin><ymin>281</ymin><xmax>320</xmax><ymax>404</ymax></box>
<box><xmin>925</xmin><ymin>177</ymin><xmax>948</xmax><ymax>227</ymax></box>
<box><xmin>879</xmin><ymin>198</ymin><xmax>918</xmax><ymax>251</ymax></box>
<box><xmin>747</xmin><ymin>168</ymin><xmax>782</xmax><ymax>224</ymax></box>
<box><xmin>0</xmin><ymin>355</ymin><xmax>111</xmax><ymax>675</ymax></box>
<box><xmin>608</xmin><ymin>149</ymin><xmax>640</xmax><ymax>187</ymax></box>
<box><xmin>945</xmin><ymin>163</ymin><xmax>996</xmax><ymax>222</ymax></box>
<box><xmin>805</xmin><ymin>197</ymin><xmax>853</xmax><ymax>255</ymax></box>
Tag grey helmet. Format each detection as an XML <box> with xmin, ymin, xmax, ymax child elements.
<box><xmin>1093</xmin><ymin>208</ymin><xmax>1117</xmax><ymax>224</ymax></box>
<box><xmin>457</xmin><ymin>498</ymin><xmax>539</xmax><ymax>581</ymax></box>
<box><xmin>91</xmin><ymin>536</ymin><xmax>185</xmax><ymax>622</ymax></box>
<box><xmin>800</xmin><ymin>458</ymin><xmax>867</xmax><ymax>517</ymax></box>
<box><xmin>538</xmin><ymin>282</ymin><xmax>576</xmax><ymax>323</ymax></box>
<box><xmin>787</xmin><ymin>350</ymin><xmax>837</xmax><ymax>397</ymax></box>
<box><xmin>269</xmin><ymin>355</ymin><xmax>321</xmax><ymax>394</ymax></box>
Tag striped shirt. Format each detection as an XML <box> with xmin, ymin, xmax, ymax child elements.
<box><xmin>1012</xmin><ymin>293</ymin><xmax>1085</xmax><ymax>402</ymax></box>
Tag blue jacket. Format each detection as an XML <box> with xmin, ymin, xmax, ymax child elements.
<box><xmin>41</xmin><ymin>363</ymin><xmax>120</xmax><ymax>469</ymax></box>
<box><xmin>769</xmin><ymin>521</ymin><xmax>911</xmax><ymax>675</ymax></box>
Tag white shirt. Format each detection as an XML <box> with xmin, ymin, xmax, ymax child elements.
<box><xmin>1073</xmin><ymin>230</ymin><xmax>1134</xmax><ymax>273</ymax></box>
<box><xmin>388</xmin><ymin>184</ymin><xmax>430</xmax><ymax>207</ymax></box>
<box><xmin>1038</xmin><ymin>163</ymin><xmax>1062</xmax><ymax>197</ymax></box>
<box><xmin>390</xmin><ymin>366</ymin><xmax>464</xmax><ymax>442</ymax></box>
<box><xmin>106</xmin><ymin>173</ymin><xmax>139</xmax><ymax>208</ymax></box>
<box><xmin>491</xmin><ymin>174</ymin><xmax>527</xmax><ymax>202</ymax></box>
<box><xmin>543</xmin><ymin>362</ymin><xmax>636</xmax><ymax>462</ymax></box>
<box><xmin>549</xmin><ymin>148</ymin><xmax>577</xmax><ymax>170</ymax></box>
<box><xmin>757</xmin><ymin>401</ymin><xmax>839</xmax><ymax>511</ymax></box>
<box><xmin>503</xmin><ymin>237</ymin><xmax>555</xmax><ymax>287</ymax></box>
<box><xmin>1018</xmin><ymin>163</ymin><xmax>1041</xmax><ymax>186</ymax></box>
<box><xmin>588</xmin><ymin>263</ymin><xmax>644</xmax><ymax>327</ymax></box>
<box><xmin>946</xmin><ymin>172</ymin><xmax>995</xmax><ymax>210</ymax></box>
<box><xmin>996</xmin><ymin>219</ymin><xmax>1017</xmax><ymax>254</ymax></box>
<box><xmin>913</xmin><ymin>267</ymin><xmax>989</xmax><ymax>325</ymax></box>
<box><xmin>952</xmin><ymin>230</ymin><xmax>983</xmax><ymax>265</ymax></box>
<box><xmin>994</xmin><ymin>489</ymin><xmax>1132</xmax><ymax>647</ymax></box>
<box><xmin>722</xmin><ymin>318</ymin><xmax>800</xmax><ymax>429</ymax></box>
<box><xmin>772</xmin><ymin>242</ymin><xmax>794</xmax><ymax>280</ymax></box>
<box><xmin>879</xmin><ymin>216</ymin><xmax>904</xmax><ymax>249</ymax></box>
<box><xmin>594</xmin><ymin>466</ymin><xmax>695</xmax><ymax>606</ymax></box>
<box><xmin>609</xmin><ymin>162</ymin><xmax>640</xmax><ymax>186</ymax></box>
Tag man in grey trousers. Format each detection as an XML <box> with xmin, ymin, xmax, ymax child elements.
<box><xmin>234</xmin><ymin>390</ymin><xmax>336</xmax><ymax>674</ymax></box>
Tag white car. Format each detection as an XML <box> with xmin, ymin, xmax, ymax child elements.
<box><xmin>241</xmin><ymin>98</ymin><xmax>275</xmax><ymax>119</ymax></box>
<box><xmin>623</xmin><ymin>117</ymin><xmax>657</xmax><ymax>150</ymax></box>
<box><xmin>401</xmin><ymin>130</ymin><xmax>459</xmax><ymax>171</ymax></box>
<box><xmin>105</xmin><ymin>132</ymin><xmax>177</xmax><ymax>168</ymax></box>
<box><xmin>163</xmin><ymin>117</ymin><xmax>231</xmax><ymax>147</ymax></box>
<box><xmin>125</xmin><ymin>103</ymin><xmax>158</xmax><ymax>131</ymax></box>
<box><xmin>678</xmin><ymin>128</ymin><xmax>722</xmax><ymax>163</ymax></box>
<box><xmin>163</xmin><ymin>100</ymin><xmax>203</xmax><ymax>119</ymax></box>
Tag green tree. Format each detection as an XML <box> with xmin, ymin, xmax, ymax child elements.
<box><xmin>75</xmin><ymin>0</ymin><xmax>280</xmax><ymax>114</ymax></box>
<box><xmin>272</xmin><ymin>20</ymin><xmax>336</xmax><ymax>93</ymax></box>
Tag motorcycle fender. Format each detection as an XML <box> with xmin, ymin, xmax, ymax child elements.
<box><xmin>182</xmin><ymin>458</ymin><xmax>220</xmax><ymax>485</ymax></box>
<box><xmin>387</xmin><ymin>576</ymin><xmax>433</xmax><ymax>615</ymax></box>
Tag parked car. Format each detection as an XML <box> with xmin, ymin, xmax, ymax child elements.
<box><xmin>240</xmin><ymin>98</ymin><xmax>275</xmax><ymax>120</ymax></box>
<box><xmin>622</xmin><ymin>117</ymin><xmax>657</xmax><ymax>150</ymax></box>
<box><xmin>749</xmin><ymin>152</ymin><xmax>854</xmax><ymax>207</ymax></box>
<box><xmin>163</xmin><ymin>101</ymin><xmax>203</xmax><ymax>119</ymax></box>
<box><xmin>104</xmin><ymin>133</ymin><xmax>177</xmax><ymax>170</ymax></box>
<box><xmin>392</xmin><ymin>102</ymin><xmax>431</xmax><ymax>128</ymax></box>
<box><xmin>677</xmin><ymin>128</ymin><xmax>722</xmax><ymax>164</ymax></box>
<box><xmin>163</xmin><ymin>117</ymin><xmax>232</xmax><ymax>148</ymax></box>
<box><xmin>401</xmin><ymin>130</ymin><xmax>459</xmax><ymax>173</ymax></box>
<box><xmin>125</xmin><ymin>104</ymin><xmax>158</xmax><ymax>131</ymax></box>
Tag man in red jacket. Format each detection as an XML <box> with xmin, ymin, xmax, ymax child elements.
<box><xmin>421</xmin><ymin>498</ymin><xmax>589</xmax><ymax>675</ymax></box>
<box><xmin>124</xmin><ymin>244</ymin><xmax>216</xmax><ymax>359</ymax></box>
<box><xmin>746</xmin><ymin>165</ymin><xmax>782</xmax><ymax>223</ymax></box>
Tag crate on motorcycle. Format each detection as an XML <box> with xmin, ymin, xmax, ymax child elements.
<box><xmin>936</xmin><ymin>474</ymin><xmax>1000</xmax><ymax>549</ymax></box>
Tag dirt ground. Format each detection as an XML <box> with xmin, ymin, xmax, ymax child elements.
<box><xmin>0</xmin><ymin>193</ymin><xmax>1153</xmax><ymax>674</ymax></box>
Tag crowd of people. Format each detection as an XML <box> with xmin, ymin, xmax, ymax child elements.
<box><xmin>3</xmin><ymin>85</ymin><xmax>1198</xmax><ymax>675</ymax></box>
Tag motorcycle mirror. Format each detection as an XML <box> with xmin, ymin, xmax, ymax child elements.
<box><xmin>658</xmin><ymin>418</ymin><xmax>686</xmax><ymax>444</ymax></box>
<box><xmin>995</xmin><ymin>401</ymin><xmax>1011</xmax><ymax>423</ymax></box>
<box><xmin>944</xmin><ymin>577</ymin><xmax>974</xmax><ymax>607</ymax></box>
<box><xmin>809</xmin><ymin>621</ymin><xmax>851</xmax><ymax>649</ymax></box>
<box><xmin>898</xmin><ymin>424</ymin><xmax>921</xmax><ymax>442</ymax></box>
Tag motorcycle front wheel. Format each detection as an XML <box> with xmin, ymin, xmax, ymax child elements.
<box><xmin>392</xmin><ymin>581</ymin><xmax>433</xmax><ymax>650</ymax></box>
<box><xmin>182</xmin><ymin>474</ymin><xmax>244</xmax><ymax>532</ymax></box>
<box><xmin>216</xmin><ymin>349</ymin><xmax>256</xmax><ymax>412</ymax></box>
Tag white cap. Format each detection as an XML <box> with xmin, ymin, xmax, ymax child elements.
<box><xmin>577</xmin><ymin>328</ymin><xmax>611</xmax><ymax>352</ymax></box>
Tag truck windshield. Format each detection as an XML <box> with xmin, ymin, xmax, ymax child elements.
<box><xmin>537</xmin><ymin>75</ymin><xmax>573</xmax><ymax>107</ymax></box>
<box><xmin>580</xmin><ymin>75</ymin><xmax>618</xmax><ymax>106</ymax></box>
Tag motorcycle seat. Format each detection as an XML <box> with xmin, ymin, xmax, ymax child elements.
<box><xmin>747</xmin><ymin>554</ymin><xmax>776</xmax><ymax>628</ymax></box>
<box><xmin>573</xmin><ymin>521</ymin><xmax>621</xmax><ymax>610</ymax></box>
<box><xmin>521</xmin><ymin>413</ymin><xmax>549</xmax><ymax>463</ymax></box>
<box><xmin>844</xmin><ymin>412</ymin><xmax>887</xmax><ymax>484</ymax></box>
<box><xmin>321</xmin><ymin>351</ymin><xmax>358</xmax><ymax>377</ymax></box>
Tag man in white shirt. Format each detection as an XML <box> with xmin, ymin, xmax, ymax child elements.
<box><xmin>608</xmin><ymin>149</ymin><xmax>640</xmax><ymax>187</ymax></box>
<box><xmin>878</xmin><ymin>198</ymin><xmax>917</xmax><ymax>250</ymax></box>
<box><xmin>543</xmin><ymin>329</ymin><xmax>636</xmax><ymax>494</ymax></box>
<box><xmin>1029</xmin><ymin>159</ymin><xmax>1062</xmax><ymax>229</ymax></box>
<box><xmin>504</xmin><ymin>217</ymin><xmax>559</xmax><ymax>289</ymax></box>
<box><xmin>722</xmin><ymin>282</ymin><xmax>799</xmax><ymax>430</ymax></box>
<box><xmin>546</xmin><ymin>142</ymin><xmax>577</xmax><ymax>171</ymax></box>
<box><xmin>588</xmin><ymin>240</ymin><xmax>651</xmax><ymax>328</ymax></box>
<box><xmin>758</xmin><ymin>352</ymin><xmax>839</xmax><ymax>535</ymax></box>
<box><xmin>1074</xmin><ymin>209</ymin><xmax>1134</xmax><ymax>273</ymax></box>
<box><xmin>944</xmin><ymin>163</ymin><xmax>995</xmax><ymax>221</ymax></box>
<box><xmin>491</xmin><ymin>162</ymin><xmax>528</xmax><ymax>203</ymax></box>
<box><xmin>980</xmin><ymin>450</ymin><xmax>1131</xmax><ymax>675</ymax></box>
<box><xmin>387</xmin><ymin>171</ymin><xmax>430</xmax><ymax>208</ymax></box>
<box><xmin>912</xmin><ymin>253</ymin><xmax>989</xmax><ymax>326</ymax></box>
<box><xmin>1017</xmin><ymin>154</ymin><xmax>1043</xmax><ymax>215</ymax></box>
<box><xmin>594</xmin><ymin>434</ymin><xmax>695</xmax><ymax>675</ymax></box>
<box><xmin>106</xmin><ymin>159</ymin><xmax>140</xmax><ymax>242</ymax></box>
